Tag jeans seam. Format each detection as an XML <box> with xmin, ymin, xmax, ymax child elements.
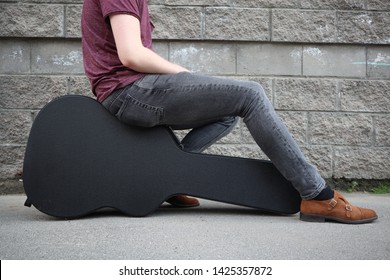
<box><xmin>116</xmin><ymin>93</ymin><xmax>164</xmax><ymax>126</ymax></box>
<box><xmin>102</xmin><ymin>87</ymin><xmax>126</xmax><ymax>111</ymax></box>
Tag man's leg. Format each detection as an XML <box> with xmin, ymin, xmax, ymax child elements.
<box><xmin>102</xmin><ymin>72</ymin><xmax>377</xmax><ymax>223</ymax></box>
<box><xmin>175</xmin><ymin>117</ymin><xmax>239</xmax><ymax>153</ymax></box>
<box><xmin>103</xmin><ymin>72</ymin><xmax>325</xmax><ymax>198</ymax></box>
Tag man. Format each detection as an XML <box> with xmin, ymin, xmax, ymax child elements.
<box><xmin>81</xmin><ymin>0</ymin><xmax>377</xmax><ymax>223</ymax></box>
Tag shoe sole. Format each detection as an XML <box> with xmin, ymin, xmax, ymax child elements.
<box><xmin>166</xmin><ymin>202</ymin><xmax>200</xmax><ymax>208</ymax></box>
<box><xmin>300</xmin><ymin>213</ymin><xmax>378</xmax><ymax>224</ymax></box>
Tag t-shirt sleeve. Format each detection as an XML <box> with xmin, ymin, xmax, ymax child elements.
<box><xmin>100</xmin><ymin>0</ymin><xmax>141</xmax><ymax>19</ymax></box>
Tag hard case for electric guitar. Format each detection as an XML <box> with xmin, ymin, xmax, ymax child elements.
<box><xmin>23</xmin><ymin>95</ymin><xmax>301</xmax><ymax>218</ymax></box>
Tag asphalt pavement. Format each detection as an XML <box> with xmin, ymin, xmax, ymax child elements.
<box><xmin>1</xmin><ymin>192</ymin><xmax>389</xmax><ymax>260</ymax></box>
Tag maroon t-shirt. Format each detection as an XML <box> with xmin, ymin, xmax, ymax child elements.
<box><xmin>81</xmin><ymin>0</ymin><xmax>154</xmax><ymax>102</ymax></box>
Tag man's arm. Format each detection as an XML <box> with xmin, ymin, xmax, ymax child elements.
<box><xmin>109</xmin><ymin>14</ymin><xmax>189</xmax><ymax>74</ymax></box>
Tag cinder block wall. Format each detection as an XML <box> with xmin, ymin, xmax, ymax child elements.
<box><xmin>1</xmin><ymin>0</ymin><xmax>390</xmax><ymax>193</ymax></box>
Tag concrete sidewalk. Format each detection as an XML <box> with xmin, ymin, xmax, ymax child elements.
<box><xmin>1</xmin><ymin>193</ymin><xmax>389</xmax><ymax>260</ymax></box>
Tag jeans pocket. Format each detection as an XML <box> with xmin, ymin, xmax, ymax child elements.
<box><xmin>116</xmin><ymin>94</ymin><xmax>163</xmax><ymax>127</ymax></box>
<box><xmin>133</xmin><ymin>74</ymin><xmax>160</xmax><ymax>89</ymax></box>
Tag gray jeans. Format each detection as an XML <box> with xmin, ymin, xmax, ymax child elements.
<box><xmin>102</xmin><ymin>72</ymin><xmax>326</xmax><ymax>199</ymax></box>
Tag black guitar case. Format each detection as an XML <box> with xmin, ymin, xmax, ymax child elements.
<box><xmin>23</xmin><ymin>95</ymin><xmax>301</xmax><ymax>218</ymax></box>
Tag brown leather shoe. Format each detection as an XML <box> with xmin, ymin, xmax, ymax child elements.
<box><xmin>166</xmin><ymin>195</ymin><xmax>200</xmax><ymax>208</ymax></box>
<box><xmin>300</xmin><ymin>191</ymin><xmax>377</xmax><ymax>224</ymax></box>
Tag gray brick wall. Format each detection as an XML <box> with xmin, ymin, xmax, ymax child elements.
<box><xmin>1</xmin><ymin>0</ymin><xmax>390</xmax><ymax>193</ymax></box>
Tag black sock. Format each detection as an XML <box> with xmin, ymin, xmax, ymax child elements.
<box><xmin>313</xmin><ymin>186</ymin><xmax>334</xmax><ymax>200</ymax></box>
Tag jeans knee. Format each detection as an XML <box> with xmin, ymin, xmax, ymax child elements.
<box><xmin>220</xmin><ymin>116</ymin><xmax>239</xmax><ymax>127</ymax></box>
<box><xmin>246</xmin><ymin>81</ymin><xmax>266</xmax><ymax>98</ymax></box>
<box><xmin>239</xmin><ymin>81</ymin><xmax>270</xmax><ymax>120</ymax></box>
<box><xmin>240</xmin><ymin>81</ymin><xmax>268</xmax><ymax>110</ymax></box>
